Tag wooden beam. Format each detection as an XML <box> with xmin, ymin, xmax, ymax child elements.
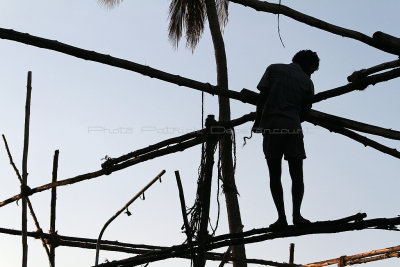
<box><xmin>347</xmin><ymin>59</ymin><xmax>400</xmax><ymax>82</ymax></box>
<box><xmin>229</xmin><ymin>0</ymin><xmax>400</xmax><ymax>55</ymax></box>
<box><xmin>50</xmin><ymin>150</ymin><xmax>59</xmax><ymax>267</ymax></box>
<box><xmin>0</xmin><ymin>28</ymin><xmax>244</xmax><ymax>103</ymax></box>
<box><xmin>95</xmin><ymin>214</ymin><xmax>400</xmax><ymax>267</ymax></box>
<box><xmin>0</xmin><ymin>227</ymin><xmax>293</xmax><ymax>266</ymax></box>
<box><xmin>303</xmin><ymin>245</ymin><xmax>400</xmax><ymax>266</ymax></box>
<box><xmin>21</xmin><ymin>71</ymin><xmax>32</xmax><ymax>267</ymax></box>
<box><xmin>2</xmin><ymin>135</ymin><xmax>53</xmax><ymax>266</ymax></box>
<box><xmin>312</xmin><ymin>67</ymin><xmax>400</xmax><ymax>103</ymax></box>
<box><xmin>308</xmin><ymin>110</ymin><xmax>400</xmax><ymax>140</ymax></box>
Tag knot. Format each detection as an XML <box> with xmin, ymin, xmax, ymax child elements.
<box><xmin>101</xmin><ymin>156</ymin><xmax>115</xmax><ymax>175</ymax></box>
<box><xmin>221</xmin><ymin>182</ymin><xmax>239</xmax><ymax>195</ymax></box>
<box><xmin>338</xmin><ymin>256</ymin><xmax>347</xmax><ymax>267</ymax></box>
<box><xmin>46</xmin><ymin>230</ymin><xmax>60</xmax><ymax>248</ymax></box>
<box><xmin>20</xmin><ymin>185</ymin><xmax>33</xmax><ymax>198</ymax></box>
<box><xmin>205</xmin><ymin>83</ymin><xmax>216</xmax><ymax>96</ymax></box>
<box><xmin>34</xmin><ymin>228</ymin><xmax>44</xmax><ymax>239</ymax></box>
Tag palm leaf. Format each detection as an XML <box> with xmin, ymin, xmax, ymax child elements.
<box><xmin>98</xmin><ymin>0</ymin><xmax>123</xmax><ymax>8</ymax></box>
<box><xmin>168</xmin><ymin>0</ymin><xmax>229</xmax><ymax>50</ymax></box>
<box><xmin>168</xmin><ymin>0</ymin><xmax>207</xmax><ymax>50</ymax></box>
<box><xmin>216</xmin><ymin>0</ymin><xmax>229</xmax><ymax>33</ymax></box>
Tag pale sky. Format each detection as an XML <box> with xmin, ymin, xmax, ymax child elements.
<box><xmin>0</xmin><ymin>1</ymin><xmax>400</xmax><ymax>266</ymax></box>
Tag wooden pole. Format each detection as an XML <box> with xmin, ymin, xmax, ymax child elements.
<box><xmin>2</xmin><ymin>135</ymin><xmax>53</xmax><ymax>265</ymax></box>
<box><xmin>95</xmin><ymin>170</ymin><xmax>166</xmax><ymax>266</ymax></box>
<box><xmin>95</xmin><ymin>214</ymin><xmax>400</xmax><ymax>267</ymax></box>
<box><xmin>196</xmin><ymin>115</ymin><xmax>219</xmax><ymax>267</ymax></box>
<box><xmin>229</xmin><ymin>0</ymin><xmax>400</xmax><ymax>55</ymax></box>
<box><xmin>174</xmin><ymin>170</ymin><xmax>196</xmax><ymax>265</ymax></box>
<box><xmin>312</xmin><ymin>67</ymin><xmax>400</xmax><ymax>103</ymax></box>
<box><xmin>2</xmin><ymin>106</ymin><xmax>400</xmax><ymax>210</ymax></box>
<box><xmin>22</xmin><ymin>71</ymin><xmax>32</xmax><ymax>267</ymax></box>
<box><xmin>347</xmin><ymin>58</ymin><xmax>400</xmax><ymax>82</ymax></box>
<box><xmin>219</xmin><ymin>246</ymin><xmax>232</xmax><ymax>267</ymax></box>
<box><xmin>0</xmin><ymin>226</ymin><xmax>294</xmax><ymax>266</ymax></box>
<box><xmin>0</xmin><ymin>28</ymin><xmax>244</xmax><ymax>103</ymax></box>
<box><xmin>289</xmin><ymin>243</ymin><xmax>295</xmax><ymax>264</ymax></box>
<box><xmin>1</xmin><ymin>105</ymin><xmax>399</xmax><ymax>210</ymax></box>
<box><xmin>303</xmin><ymin>245</ymin><xmax>400</xmax><ymax>267</ymax></box>
<box><xmin>50</xmin><ymin>150</ymin><xmax>59</xmax><ymax>267</ymax></box>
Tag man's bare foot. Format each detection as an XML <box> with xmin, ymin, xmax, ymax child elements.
<box><xmin>293</xmin><ymin>216</ymin><xmax>311</xmax><ymax>226</ymax></box>
<box><xmin>269</xmin><ymin>218</ymin><xmax>288</xmax><ymax>230</ymax></box>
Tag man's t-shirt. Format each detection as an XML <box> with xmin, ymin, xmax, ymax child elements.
<box><xmin>257</xmin><ymin>63</ymin><xmax>314</xmax><ymax>132</ymax></box>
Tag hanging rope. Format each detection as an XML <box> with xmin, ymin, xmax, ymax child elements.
<box><xmin>243</xmin><ymin>131</ymin><xmax>253</xmax><ymax>147</ymax></box>
<box><xmin>277</xmin><ymin>0</ymin><xmax>286</xmax><ymax>47</ymax></box>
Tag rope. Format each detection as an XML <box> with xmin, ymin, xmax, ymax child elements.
<box><xmin>243</xmin><ymin>131</ymin><xmax>253</xmax><ymax>147</ymax></box>
<box><xmin>277</xmin><ymin>0</ymin><xmax>286</xmax><ymax>47</ymax></box>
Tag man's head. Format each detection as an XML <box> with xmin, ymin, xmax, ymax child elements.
<box><xmin>292</xmin><ymin>50</ymin><xmax>320</xmax><ymax>76</ymax></box>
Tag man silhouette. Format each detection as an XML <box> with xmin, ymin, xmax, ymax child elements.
<box><xmin>253</xmin><ymin>50</ymin><xmax>320</xmax><ymax>228</ymax></box>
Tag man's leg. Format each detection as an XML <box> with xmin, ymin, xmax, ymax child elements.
<box><xmin>267</xmin><ymin>158</ymin><xmax>288</xmax><ymax>227</ymax></box>
<box><xmin>288</xmin><ymin>159</ymin><xmax>310</xmax><ymax>225</ymax></box>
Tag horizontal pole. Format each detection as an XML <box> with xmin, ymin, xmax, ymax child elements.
<box><xmin>303</xmin><ymin>245</ymin><xmax>400</xmax><ymax>266</ymax></box>
<box><xmin>96</xmin><ymin>214</ymin><xmax>400</xmax><ymax>267</ymax></box>
<box><xmin>0</xmin><ymin>227</ymin><xmax>293</xmax><ymax>266</ymax></box>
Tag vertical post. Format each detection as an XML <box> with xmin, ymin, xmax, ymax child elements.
<box><xmin>50</xmin><ymin>150</ymin><xmax>59</xmax><ymax>267</ymax></box>
<box><xmin>289</xmin><ymin>243</ymin><xmax>295</xmax><ymax>264</ymax></box>
<box><xmin>196</xmin><ymin>115</ymin><xmax>219</xmax><ymax>267</ymax></box>
<box><xmin>22</xmin><ymin>71</ymin><xmax>32</xmax><ymax>267</ymax></box>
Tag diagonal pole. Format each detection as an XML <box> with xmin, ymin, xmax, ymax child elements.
<box><xmin>2</xmin><ymin>135</ymin><xmax>53</xmax><ymax>266</ymax></box>
<box><xmin>95</xmin><ymin>170</ymin><xmax>166</xmax><ymax>266</ymax></box>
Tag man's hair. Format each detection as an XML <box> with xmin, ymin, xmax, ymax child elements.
<box><xmin>292</xmin><ymin>50</ymin><xmax>320</xmax><ymax>71</ymax></box>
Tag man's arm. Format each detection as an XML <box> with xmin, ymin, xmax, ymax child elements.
<box><xmin>300</xmin><ymin>82</ymin><xmax>315</xmax><ymax>122</ymax></box>
<box><xmin>253</xmin><ymin>89</ymin><xmax>268</xmax><ymax>130</ymax></box>
<box><xmin>253</xmin><ymin>66</ymin><xmax>271</xmax><ymax>132</ymax></box>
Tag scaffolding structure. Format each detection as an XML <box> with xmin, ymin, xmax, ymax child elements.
<box><xmin>1</xmin><ymin>1</ymin><xmax>400</xmax><ymax>267</ymax></box>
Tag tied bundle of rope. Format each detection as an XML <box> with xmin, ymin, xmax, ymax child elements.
<box><xmin>187</xmin><ymin>115</ymin><xmax>221</xmax><ymax>243</ymax></box>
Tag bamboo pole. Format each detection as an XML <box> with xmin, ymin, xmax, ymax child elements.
<box><xmin>196</xmin><ymin>115</ymin><xmax>219</xmax><ymax>267</ymax></box>
<box><xmin>308</xmin><ymin>110</ymin><xmax>400</xmax><ymax>140</ymax></box>
<box><xmin>174</xmin><ymin>171</ymin><xmax>196</xmax><ymax>264</ymax></box>
<box><xmin>3</xmin><ymin>28</ymin><xmax>399</xmax><ymax>108</ymax></box>
<box><xmin>0</xmin><ymin>136</ymin><xmax>206</xmax><ymax>208</ymax></box>
<box><xmin>346</xmin><ymin>252</ymin><xmax>400</xmax><ymax>265</ymax></box>
<box><xmin>312</xmin><ymin>67</ymin><xmax>400</xmax><ymax>103</ymax></box>
<box><xmin>0</xmin><ymin>227</ymin><xmax>294</xmax><ymax>266</ymax></box>
<box><xmin>289</xmin><ymin>243</ymin><xmax>295</xmax><ymax>265</ymax></box>
<box><xmin>303</xmin><ymin>245</ymin><xmax>400</xmax><ymax>267</ymax></box>
<box><xmin>21</xmin><ymin>71</ymin><xmax>32</xmax><ymax>267</ymax></box>
<box><xmin>95</xmin><ymin>170</ymin><xmax>166</xmax><ymax>266</ymax></box>
<box><xmin>219</xmin><ymin>246</ymin><xmax>232</xmax><ymax>267</ymax></box>
<box><xmin>0</xmin><ymin>112</ymin><xmax>256</xmax><ymax>209</ymax></box>
<box><xmin>0</xmin><ymin>28</ymin><xmax>244</xmax><ymax>103</ymax></box>
<box><xmin>347</xmin><ymin>58</ymin><xmax>400</xmax><ymax>82</ymax></box>
<box><xmin>229</xmin><ymin>0</ymin><xmax>400</xmax><ymax>55</ymax></box>
<box><xmin>2</xmin><ymin>106</ymin><xmax>400</xmax><ymax>210</ymax></box>
<box><xmin>315</xmin><ymin>121</ymin><xmax>400</xmax><ymax>159</ymax></box>
<box><xmin>95</xmin><ymin>214</ymin><xmax>400</xmax><ymax>267</ymax></box>
<box><xmin>50</xmin><ymin>150</ymin><xmax>59</xmax><ymax>267</ymax></box>
<box><xmin>2</xmin><ymin>135</ymin><xmax>53</xmax><ymax>265</ymax></box>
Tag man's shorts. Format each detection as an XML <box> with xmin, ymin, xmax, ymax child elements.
<box><xmin>262</xmin><ymin>131</ymin><xmax>306</xmax><ymax>160</ymax></box>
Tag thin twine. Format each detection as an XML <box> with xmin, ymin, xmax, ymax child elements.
<box><xmin>278</xmin><ymin>0</ymin><xmax>286</xmax><ymax>48</ymax></box>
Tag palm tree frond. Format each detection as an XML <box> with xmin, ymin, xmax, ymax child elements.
<box><xmin>168</xmin><ymin>0</ymin><xmax>206</xmax><ymax>50</ymax></box>
<box><xmin>216</xmin><ymin>0</ymin><xmax>229</xmax><ymax>33</ymax></box>
<box><xmin>98</xmin><ymin>0</ymin><xmax>123</xmax><ymax>9</ymax></box>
